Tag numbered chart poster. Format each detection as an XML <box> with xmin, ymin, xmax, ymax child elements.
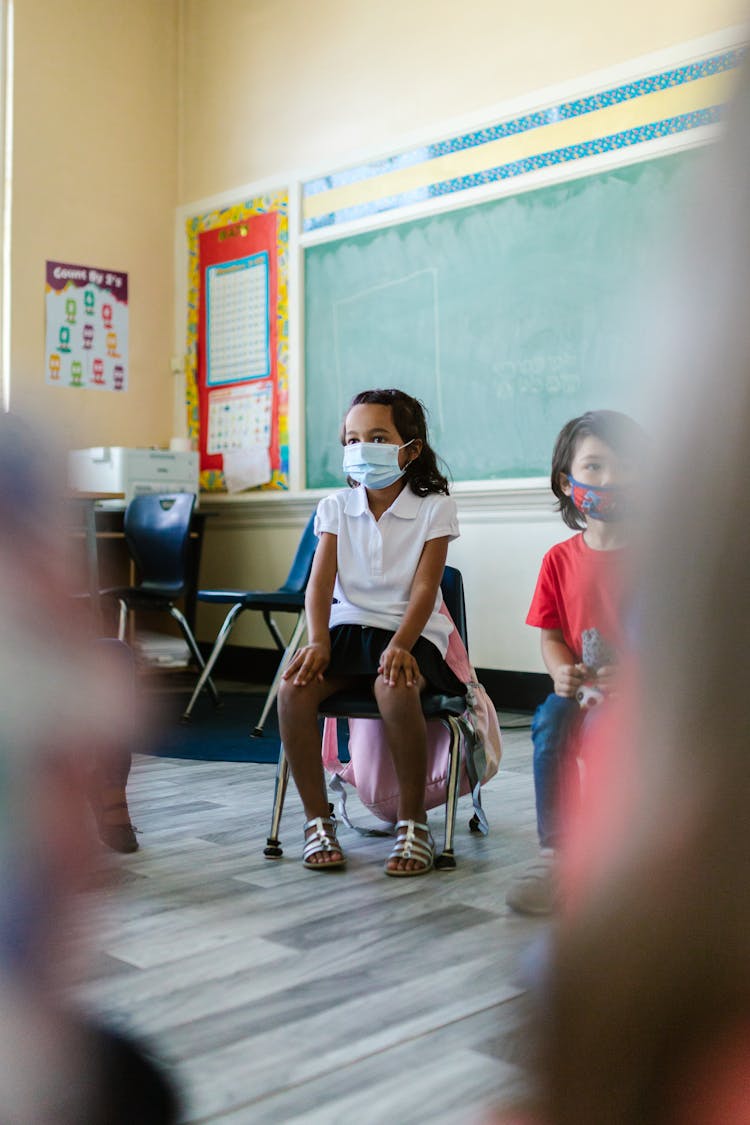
<box><xmin>45</xmin><ymin>261</ymin><xmax>128</xmax><ymax>391</ymax></box>
<box><xmin>196</xmin><ymin>210</ymin><xmax>284</xmax><ymax>489</ymax></box>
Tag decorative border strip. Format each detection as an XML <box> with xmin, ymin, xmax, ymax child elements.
<box><xmin>302</xmin><ymin>46</ymin><xmax>744</xmax><ymax>231</ymax></box>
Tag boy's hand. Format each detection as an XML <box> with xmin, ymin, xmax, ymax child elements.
<box><xmin>282</xmin><ymin>641</ymin><xmax>330</xmax><ymax>686</ymax></box>
<box><xmin>378</xmin><ymin>644</ymin><xmax>420</xmax><ymax>687</ymax></box>
<box><xmin>595</xmin><ymin>664</ymin><xmax>618</xmax><ymax>695</ymax></box>
<box><xmin>553</xmin><ymin>662</ymin><xmax>588</xmax><ymax>697</ymax></box>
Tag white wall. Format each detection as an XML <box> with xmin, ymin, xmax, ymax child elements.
<box><xmin>179</xmin><ymin>0</ymin><xmax>747</xmax><ymax>673</ymax></box>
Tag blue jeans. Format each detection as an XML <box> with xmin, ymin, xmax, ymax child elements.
<box><xmin>532</xmin><ymin>693</ymin><xmax>583</xmax><ymax>849</ymax></box>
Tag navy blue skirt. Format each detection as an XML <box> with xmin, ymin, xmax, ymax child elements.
<box><xmin>327</xmin><ymin>624</ymin><xmax>466</xmax><ymax>697</ymax></box>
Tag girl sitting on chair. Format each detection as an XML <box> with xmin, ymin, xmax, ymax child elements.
<box><xmin>278</xmin><ymin>388</ymin><xmax>465</xmax><ymax>876</ymax></box>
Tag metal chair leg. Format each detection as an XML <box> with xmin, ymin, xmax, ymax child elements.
<box><xmin>264</xmin><ymin>749</ymin><xmax>290</xmax><ymax>858</ymax></box>
<box><xmin>252</xmin><ymin>612</ymin><xmax>307</xmax><ymax>737</ymax></box>
<box><xmin>435</xmin><ymin>717</ymin><xmax>462</xmax><ymax>870</ymax></box>
<box><xmin>117</xmin><ymin>599</ymin><xmax>128</xmax><ymax>642</ymax></box>
<box><xmin>262</xmin><ymin>610</ymin><xmax>286</xmax><ymax>652</ymax></box>
<box><xmin>180</xmin><ymin>602</ymin><xmax>245</xmax><ymax>721</ymax></box>
<box><xmin>169</xmin><ymin>606</ymin><xmax>221</xmax><ymax>705</ymax></box>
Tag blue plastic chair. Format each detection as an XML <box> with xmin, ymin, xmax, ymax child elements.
<box><xmin>264</xmin><ymin>565</ymin><xmax>483</xmax><ymax>870</ymax></box>
<box><xmin>181</xmin><ymin>511</ymin><xmax>318</xmax><ymax>727</ymax></box>
<box><xmin>103</xmin><ymin>492</ymin><xmax>220</xmax><ymax>706</ymax></box>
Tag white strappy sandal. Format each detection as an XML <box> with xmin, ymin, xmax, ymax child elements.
<box><xmin>384</xmin><ymin>819</ymin><xmax>434</xmax><ymax>877</ymax></box>
<box><xmin>302</xmin><ymin>815</ymin><xmax>347</xmax><ymax>870</ymax></box>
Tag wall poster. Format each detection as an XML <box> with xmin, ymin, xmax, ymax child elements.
<box><xmin>45</xmin><ymin>260</ymin><xmax>128</xmax><ymax>391</ymax></box>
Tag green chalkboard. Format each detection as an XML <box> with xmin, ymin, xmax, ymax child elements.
<box><xmin>304</xmin><ymin>150</ymin><xmax>702</xmax><ymax>488</ymax></box>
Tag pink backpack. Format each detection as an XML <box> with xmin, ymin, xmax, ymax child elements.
<box><xmin>321</xmin><ymin>607</ymin><xmax>501</xmax><ymax>833</ymax></box>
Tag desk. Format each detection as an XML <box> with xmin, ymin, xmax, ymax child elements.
<box><xmin>67</xmin><ymin>491</ymin><xmax>124</xmax><ymax>632</ymax></box>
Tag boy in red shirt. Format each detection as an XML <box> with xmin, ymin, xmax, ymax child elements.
<box><xmin>507</xmin><ymin>410</ymin><xmax>646</xmax><ymax>916</ymax></box>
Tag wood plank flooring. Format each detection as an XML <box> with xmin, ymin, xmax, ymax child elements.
<box><xmin>71</xmin><ymin>707</ymin><xmax>546</xmax><ymax>1124</ymax></box>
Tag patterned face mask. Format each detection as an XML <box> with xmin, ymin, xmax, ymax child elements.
<box><xmin>342</xmin><ymin>440</ymin><xmax>414</xmax><ymax>490</ymax></box>
<box><xmin>567</xmin><ymin>475</ymin><xmax>627</xmax><ymax>522</ymax></box>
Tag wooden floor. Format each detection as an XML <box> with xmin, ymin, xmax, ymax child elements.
<box><xmin>72</xmin><ymin>704</ymin><xmax>545</xmax><ymax>1124</ymax></box>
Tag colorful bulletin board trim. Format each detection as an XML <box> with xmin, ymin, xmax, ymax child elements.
<box><xmin>45</xmin><ymin>260</ymin><xmax>128</xmax><ymax>391</ymax></box>
<box><xmin>185</xmin><ymin>192</ymin><xmax>289</xmax><ymax>492</ymax></box>
<box><xmin>302</xmin><ymin>45</ymin><xmax>745</xmax><ymax>232</ymax></box>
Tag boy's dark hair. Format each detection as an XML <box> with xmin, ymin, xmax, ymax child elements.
<box><xmin>551</xmin><ymin>409</ymin><xmax>647</xmax><ymax>530</ymax></box>
<box><xmin>342</xmin><ymin>388</ymin><xmax>450</xmax><ymax>496</ymax></box>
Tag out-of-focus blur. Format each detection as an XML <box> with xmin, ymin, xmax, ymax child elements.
<box><xmin>0</xmin><ymin>411</ymin><xmax>174</xmax><ymax>1122</ymax></box>
<box><xmin>492</xmin><ymin>52</ymin><xmax>750</xmax><ymax>1125</ymax></box>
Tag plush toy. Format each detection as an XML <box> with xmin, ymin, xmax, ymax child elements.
<box><xmin>576</xmin><ymin>682</ymin><xmax>605</xmax><ymax>709</ymax></box>
<box><xmin>576</xmin><ymin>628</ymin><xmax>617</xmax><ymax>710</ymax></box>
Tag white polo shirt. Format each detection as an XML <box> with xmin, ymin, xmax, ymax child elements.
<box><xmin>314</xmin><ymin>485</ymin><xmax>460</xmax><ymax>657</ymax></box>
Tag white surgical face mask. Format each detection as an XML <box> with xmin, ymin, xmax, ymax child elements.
<box><xmin>342</xmin><ymin>440</ymin><xmax>414</xmax><ymax>490</ymax></box>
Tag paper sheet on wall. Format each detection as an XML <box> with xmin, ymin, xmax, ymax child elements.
<box><xmin>222</xmin><ymin>448</ymin><xmax>272</xmax><ymax>492</ymax></box>
<box><xmin>206</xmin><ymin>381</ymin><xmax>273</xmax><ymax>491</ymax></box>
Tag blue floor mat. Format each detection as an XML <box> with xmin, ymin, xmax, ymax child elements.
<box><xmin>146</xmin><ymin>690</ymin><xmax>349</xmax><ymax>764</ymax></box>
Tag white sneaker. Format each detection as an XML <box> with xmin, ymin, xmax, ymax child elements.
<box><xmin>506</xmin><ymin>852</ymin><xmax>558</xmax><ymax>916</ymax></box>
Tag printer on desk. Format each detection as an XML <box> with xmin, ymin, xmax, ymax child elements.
<box><xmin>68</xmin><ymin>446</ymin><xmax>200</xmax><ymax>505</ymax></box>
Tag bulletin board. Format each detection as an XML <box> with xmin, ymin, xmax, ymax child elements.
<box><xmin>185</xmin><ymin>191</ymin><xmax>289</xmax><ymax>491</ymax></box>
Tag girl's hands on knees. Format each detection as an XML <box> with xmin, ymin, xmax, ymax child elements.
<box><xmin>553</xmin><ymin>662</ymin><xmax>588</xmax><ymax>698</ymax></box>
<box><xmin>378</xmin><ymin>644</ymin><xmax>420</xmax><ymax>688</ymax></box>
<box><xmin>282</xmin><ymin>642</ymin><xmax>330</xmax><ymax>686</ymax></box>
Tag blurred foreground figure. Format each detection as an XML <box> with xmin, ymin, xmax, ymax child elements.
<box><xmin>492</xmin><ymin>58</ymin><xmax>750</xmax><ymax>1125</ymax></box>
<box><xmin>0</xmin><ymin>412</ymin><xmax>178</xmax><ymax>1122</ymax></box>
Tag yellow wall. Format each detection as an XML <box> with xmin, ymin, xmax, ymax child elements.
<box><xmin>7</xmin><ymin>1</ymin><xmax>748</xmax><ymax>667</ymax></box>
<box><xmin>11</xmin><ymin>0</ymin><xmax>746</xmax><ymax>448</ymax></box>
<box><xmin>10</xmin><ymin>0</ymin><xmax>179</xmax><ymax>450</ymax></box>
<box><xmin>179</xmin><ymin>0</ymin><xmax>748</xmax><ymax>203</ymax></box>
<box><xmin>176</xmin><ymin>0</ymin><xmax>748</xmax><ymax>668</ymax></box>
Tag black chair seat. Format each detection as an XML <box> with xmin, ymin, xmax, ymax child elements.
<box><xmin>197</xmin><ymin>588</ymin><xmax>305</xmax><ymax>612</ymax></box>
<box><xmin>105</xmin><ymin>584</ymin><xmax>184</xmax><ymax>605</ymax></box>
<box><xmin>321</xmin><ymin>690</ymin><xmax>466</xmax><ymax>720</ymax></box>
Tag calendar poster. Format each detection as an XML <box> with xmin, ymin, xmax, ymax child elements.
<box><xmin>206</xmin><ymin>254</ymin><xmax>270</xmax><ymax>386</ymax></box>
<box><xmin>45</xmin><ymin>260</ymin><xmax>128</xmax><ymax>391</ymax></box>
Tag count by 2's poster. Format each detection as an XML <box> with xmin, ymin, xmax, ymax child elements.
<box><xmin>45</xmin><ymin>260</ymin><xmax>129</xmax><ymax>391</ymax></box>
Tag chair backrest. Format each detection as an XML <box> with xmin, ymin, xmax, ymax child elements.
<box><xmin>123</xmin><ymin>492</ymin><xmax>196</xmax><ymax>597</ymax></box>
<box><xmin>441</xmin><ymin>565</ymin><xmax>468</xmax><ymax>651</ymax></box>
<box><xmin>279</xmin><ymin>511</ymin><xmax>319</xmax><ymax>594</ymax></box>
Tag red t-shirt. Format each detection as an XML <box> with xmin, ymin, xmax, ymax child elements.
<box><xmin>526</xmin><ymin>532</ymin><xmax>626</xmax><ymax>663</ymax></box>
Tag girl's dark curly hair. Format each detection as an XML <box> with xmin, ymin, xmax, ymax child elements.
<box><xmin>551</xmin><ymin>409</ymin><xmax>648</xmax><ymax>529</ymax></box>
<box><xmin>341</xmin><ymin>388</ymin><xmax>450</xmax><ymax>496</ymax></box>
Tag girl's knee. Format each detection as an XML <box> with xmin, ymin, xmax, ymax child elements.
<box><xmin>277</xmin><ymin>678</ymin><xmax>317</xmax><ymax>719</ymax></box>
<box><xmin>373</xmin><ymin>675</ymin><xmax>423</xmax><ymax>715</ymax></box>
<box><xmin>277</xmin><ymin>677</ymin><xmax>294</xmax><ymax>709</ymax></box>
